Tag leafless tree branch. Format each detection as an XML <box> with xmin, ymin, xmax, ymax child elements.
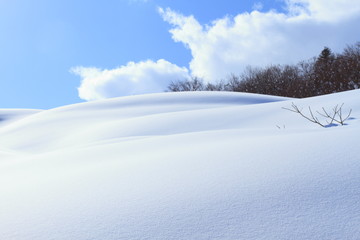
<box><xmin>283</xmin><ymin>103</ymin><xmax>325</xmax><ymax>127</ymax></box>
<box><xmin>283</xmin><ymin>103</ymin><xmax>352</xmax><ymax>127</ymax></box>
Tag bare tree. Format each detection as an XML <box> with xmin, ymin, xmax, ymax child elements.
<box><xmin>167</xmin><ymin>77</ymin><xmax>205</xmax><ymax>92</ymax></box>
<box><xmin>283</xmin><ymin>103</ymin><xmax>325</xmax><ymax>127</ymax></box>
<box><xmin>167</xmin><ymin>41</ymin><xmax>360</xmax><ymax>97</ymax></box>
<box><xmin>316</xmin><ymin>104</ymin><xmax>352</xmax><ymax>125</ymax></box>
<box><xmin>283</xmin><ymin>103</ymin><xmax>352</xmax><ymax>127</ymax></box>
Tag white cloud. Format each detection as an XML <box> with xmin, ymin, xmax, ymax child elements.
<box><xmin>71</xmin><ymin>59</ymin><xmax>190</xmax><ymax>101</ymax></box>
<box><xmin>159</xmin><ymin>0</ymin><xmax>360</xmax><ymax>82</ymax></box>
<box><xmin>73</xmin><ymin>0</ymin><xmax>360</xmax><ymax>101</ymax></box>
<box><xmin>287</xmin><ymin>0</ymin><xmax>360</xmax><ymax>21</ymax></box>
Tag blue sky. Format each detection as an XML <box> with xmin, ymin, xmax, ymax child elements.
<box><xmin>1</xmin><ymin>0</ymin><xmax>359</xmax><ymax>109</ymax></box>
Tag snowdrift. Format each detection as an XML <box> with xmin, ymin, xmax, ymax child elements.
<box><xmin>0</xmin><ymin>90</ymin><xmax>359</xmax><ymax>240</ymax></box>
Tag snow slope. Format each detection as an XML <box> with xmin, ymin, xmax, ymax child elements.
<box><xmin>0</xmin><ymin>109</ymin><xmax>41</xmax><ymax>126</ymax></box>
<box><xmin>0</xmin><ymin>90</ymin><xmax>359</xmax><ymax>240</ymax></box>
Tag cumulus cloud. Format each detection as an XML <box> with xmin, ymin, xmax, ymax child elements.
<box><xmin>71</xmin><ymin>59</ymin><xmax>190</xmax><ymax>101</ymax></box>
<box><xmin>73</xmin><ymin>0</ymin><xmax>360</xmax><ymax>101</ymax></box>
<box><xmin>159</xmin><ymin>0</ymin><xmax>360</xmax><ymax>82</ymax></box>
<box><xmin>287</xmin><ymin>0</ymin><xmax>360</xmax><ymax>21</ymax></box>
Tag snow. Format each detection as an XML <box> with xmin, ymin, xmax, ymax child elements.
<box><xmin>0</xmin><ymin>90</ymin><xmax>359</xmax><ymax>239</ymax></box>
<box><xmin>0</xmin><ymin>109</ymin><xmax>42</xmax><ymax>126</ymax></box>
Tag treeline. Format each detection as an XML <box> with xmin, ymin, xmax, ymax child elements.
<box><xmin>167</xmin><ymin>42</ymin><xmax>360</xmax><ymax>98</ymax></box>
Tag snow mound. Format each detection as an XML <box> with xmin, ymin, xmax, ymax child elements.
<box><xmin>0</xmin><ymin>92</ymin><xmax>290</xmax><ymax>153</ymax></box>
<box><xmin>0</xmin><ymin>90</ymin><xmax>359</xmax><ymax>240</ymax></box>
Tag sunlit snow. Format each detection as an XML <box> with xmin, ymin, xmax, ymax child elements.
<box><xmin>0</xmin><ymin>90</ymin><xmax>359</xmax><ymax>239</ymax></box>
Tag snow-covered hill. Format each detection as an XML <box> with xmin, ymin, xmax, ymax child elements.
<box><xmin>1</xmin><ymin>90</ymin><xmax>359</xmax><ymax>240</ymax></box>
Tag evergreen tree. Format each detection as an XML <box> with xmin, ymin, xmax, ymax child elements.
<box><xmin>314</xmin><ymin>47</ymin><xmax>336</xmax><ymax>95</ymax></box>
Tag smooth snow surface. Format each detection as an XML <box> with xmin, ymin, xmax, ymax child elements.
<box><xmin>0</xmin><ymin>90</ymin><xmax>359</xmax><ymax>240</ymax></box>
<box><xmin>0</xmin><ymin>109</ymin><xmax>42</xmax><ymax>126</ymax></box>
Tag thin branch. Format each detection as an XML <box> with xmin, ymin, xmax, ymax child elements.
<box><xmin>283</xmin><ymin>103</ymin><xmax>325</xmax><ymax>127</ymax></box>
<box><xmin>317</xmin><ymin>106</ymin><xmax>337</xmax><ymax>124</ymax></box>
<box><xmin>283</xmin><ymin>103</ymin><xmax>352</xmax><ymax>127</ymax></box>
<box><xmin>338</xmin><ymin>103</ymin><xmax>352</xmax><ymax>125</ymax></box>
